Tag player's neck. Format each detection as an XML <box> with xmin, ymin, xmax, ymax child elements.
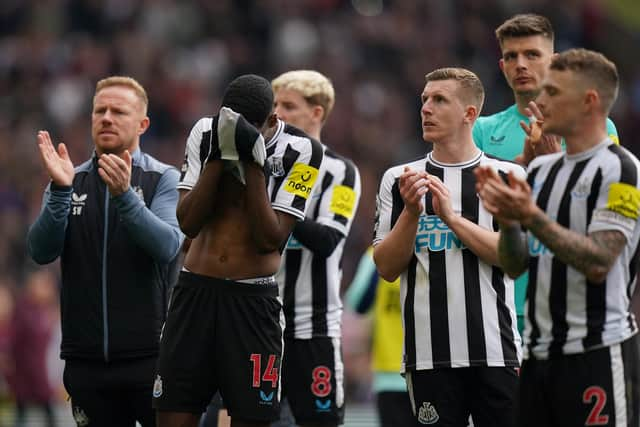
<box><xmin>430</xmin><ymin>136</ymin><xmax>479</xmax><ymax>164</ymax></box>
<box><xmin>514</xmin><ymin>91</ymin><xmax>540</xmax><ymax>116</ymax></box>
<box><xmin>305</xmin><ymin>125</ymin><xmax>322</xmax><ymax>141</ymax></box>
<box><xmin>563</xmin><ymin>117</ymin><xmax>608</xmax><ymax>155</ymax></box>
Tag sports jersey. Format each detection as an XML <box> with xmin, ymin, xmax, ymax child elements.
<box><xmin>473</xmin><ymin>104</ymin><xmax>619</xmax><ymax>320</ymax></box>
<box><xmin>524</xmin><ymin>139</ymin><xmax>640</xmax><ymax>359</ymax></box>
<box><xmin>179</xmin><ymin>117</ymin><xmax>323</xmax><ymax>221</ymax></box>
<box><xmin>373</xmin><ymin>151</ymin><xmax>524</xmax><ymax>372</ymax></box>
<box><xmin>277</xmin><ymin>148</ymin><xmax>361</xmax><ymax>339</ymax></box>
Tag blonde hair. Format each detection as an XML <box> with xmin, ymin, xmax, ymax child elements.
<box><xmin>94</xmin><ymin>76</ymin><xmax>149</xmax><ymax>114</ymax></box>
<box><xmin>272</xmin><ymin>70</ymin><xmax>335</xmax><ymax>122</ymax></box>
<box><xmin>425</xmin><ymin>67</ymin><xmax>485</xmax><ymax>114</ymax></box>
<box><xmin>550</xmin><ymin>48</ymin><xmax>619</xmax><ymax>113</ymax></box>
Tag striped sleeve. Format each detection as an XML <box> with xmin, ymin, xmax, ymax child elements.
<box><xmin>373</xmin><ymin>167</ymin><xmax>399</xmax><ymax>245</ymax></box>
<box><xmin>177</xmin><ymin>117</ymin><xmax>214</xmax><ymax>191</ymax></box>
<box><xmin>269</xmin><ymin>133</ymin><xmax>324</xmax><ymax>220</ymax></box>
<box><xmin>589</xmin><ymin>145</ymin><xmax>640</xmax><ymax>240</ymax></box>
<box><xmin>314</xmin><ymin>153</ymin><xmax>361</xmax><ymax>236</ymax></box>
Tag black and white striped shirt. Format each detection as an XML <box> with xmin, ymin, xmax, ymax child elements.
<box><xmin>179</xmin><ymin>117</ymin><xmax>323</xmax><ymax>220</ymax></box>
<box><xmin>524</xmin><ymin>139</ymin><xmax>640</xmax><ymax>359</ymax></box>
<box><xmin>373</xmin><ymin>151</ymin><xmax>523</xmax><ymax>372</ymax></box>
<box><xmin>276</xmin><ymin>148</ymin><xmax>361</xmax><ymax>339</ymax></box>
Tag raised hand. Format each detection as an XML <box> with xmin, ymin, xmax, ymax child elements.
<box><xmin>517</xmin><ymin>101</ymin><xmax>561</xmax><ymax>165</ymax></box>
<box><xmin>36</xmin><ymin>130</ymin><xmax>75</xmax><ymax>186</ymax></box>
<box><xmin>399</xmin><ymin>166</ymin><xmax>429</xmax><ymax>217</ymax></box>
<box><xmin>98</xmin><ymin>150</ymin><xmax>132</xmax><ymax>197</ymax></box>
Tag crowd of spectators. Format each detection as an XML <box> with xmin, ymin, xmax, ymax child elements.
<box><xmin>0</xmin><ymin>0</ymin><xmax>638</xmax><ymax>416</ymax></box>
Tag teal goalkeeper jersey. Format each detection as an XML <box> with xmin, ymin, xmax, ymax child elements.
<box><xmin>473</xmin><ymin>104</ymin><xmax>619</xmax><ymax>322</ymax></box>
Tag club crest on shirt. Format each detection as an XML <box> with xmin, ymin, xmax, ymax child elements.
<box><xmin>571</xmin><ymin>179</ymin><xmax>590</xmax><ymax>199</ymax></box>
<box><xmin>266</xmin><ymin>156</ymin><xmax>285</xmax><ymax>177</ymax></box>
<box><xmin>73</xmin><ymin>406</ymin><xmax>89</xmax><ymax>426</ymax></box>
<box><xmin>418</xmin><ymin>402</ymin><xmax>439</xmax><ymax>424</ymax></box>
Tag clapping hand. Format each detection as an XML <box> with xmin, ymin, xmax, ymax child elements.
<box><xmin>98</xmin><ymin>150</ymin><xmax>132</xmax><ymax>197</ymax></box>
<box><xmin>399</xmin><ymin>167</ymin><xmax>429</xmax><ymax>217</ymax></box>
<box><xmin>37</xmin><ymin>130</ymin><xmax>74</xmax><ymax>187</ymax></box>
<box><xmin>474</xmin><ymin>166</ymin><xmax>534</xmax><ymax>225</ymax></box>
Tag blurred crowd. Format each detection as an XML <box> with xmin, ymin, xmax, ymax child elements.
<box><xmin>0</xmin><ymin>0</ymin><xmax>639</xmax><ymax>421</ymax></box>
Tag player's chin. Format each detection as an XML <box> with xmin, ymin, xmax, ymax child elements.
<box><xmin>95</xmin><ymin>138</ymin><xmax>124</xmax><ymax>153</ymax></box>
<box><xmin>422</xmin><ymin>128</ymin><xmax>438</xmax><ymax>141</ymax></box>
<box><xmin>541</xmin><ymin>120</ymin><xmax>559</xmax><ymax>136</ymax></box>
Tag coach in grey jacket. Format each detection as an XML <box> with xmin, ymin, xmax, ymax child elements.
<box><xmin>27</xmin><ymin>76</ymin><xmax>183</xmax><ymax>427</ymax></box>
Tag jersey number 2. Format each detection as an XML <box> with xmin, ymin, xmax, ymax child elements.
<box><xmin>583</xmin><ymin>386</ymin><xmax>609</xmax><ymax>426</ymax></box>
<box><xmin>250</xmin><ymin>354</ymin><xmax>279</xmax><ymax>388</ymax></box>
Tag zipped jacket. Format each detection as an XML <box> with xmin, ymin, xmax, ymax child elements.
<box><xmin>27</xmin><ymin>150</ymin><xmax>183</xmax><ymax>361</ymax></box>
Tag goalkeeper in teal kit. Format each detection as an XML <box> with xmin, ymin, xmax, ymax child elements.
<box><xmin>473</xmin><ymin>14</ymin><xmax>619</xmax><ymax>334</ymax></box>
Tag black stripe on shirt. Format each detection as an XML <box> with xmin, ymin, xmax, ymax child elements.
<box><xmin>390</xmin><ymin>179</ymin><xmax>403</xmax><ymax>229</ymax></box>
<box><xmin>526</xmin><ymin>165</ymin><xmax>542</xmax><ymax>351</ymax></box>
<box><xmin>549</xmin><ymin>159</ymin><xmax>588</xmax><ymax>356</ymax></box>
<box><xmin>311</xmin><ymin>255</ymin><xmax>329</xmax><ymax>337</ymax></box>
<box><xmin>584</xmin><ymin>167</ymin><xmax>606</xmax><ymax>349</ymax></box>
<box><xmin>404</xmin><ymin>255</ymin><xmax>417</xmax><ymax>368</ymax></box>
<box><xmin>426</xmin><ymin>165</ymin><xmax>450</xmax><ymax>367</ymax></box>
<box><xmin>270</xmin><ymin>144</ymin><xmax>301</xmax><ymax>204</ymax></box>
<box><xmin>313</xmin><ymin>172</ymin><xmax>333</xmax><ymax>220</ymax></box>
<box><xmin>492</xmin><ymin>265</ymin><xmax>518</xmax><ymax>364</ymax></box>
<box><xmin>199</xmin><ymin>129</ymin><xmax>212</xmax><ymax>171</ymax></box>
<box><xmin>462</xmin><ymin>166</ymin><xmax>486</xmax><ymax>363</ymax></box>
<box><xmin>283</xmin><ymin>249</ymin><xmax>302</xmax><ymax>338</ymax></box>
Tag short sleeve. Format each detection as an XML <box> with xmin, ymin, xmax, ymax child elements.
<box><xmin>315</xmin><ymin>158</ymin><xmax>361</xmax><ymax>236</ymax></box>
<box><xmin>373</xmin><ymin>168</ymin><xmax>398</xmax><ymax>245</ymax></box>
<box><xmin>177</xmin><ymin>117</ymin><xmax>214</xmax><ymax>191</ymax></box>
<box><xmin>269</xmin><ymin>135</ymin><xmax>324</xmax><ymax>220</ymax></box>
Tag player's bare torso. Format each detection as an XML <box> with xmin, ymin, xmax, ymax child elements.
<box><xmin>184</xmin><ymin>172</ymin><xmax>282</xmax><ymax>279</ymax></box>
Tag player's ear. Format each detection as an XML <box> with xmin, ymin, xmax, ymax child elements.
<box><xmin>464</xmin><ymin>105</ymin><xmax>478</xmax><ymax>124</ymax></box>
<box><xmin>312</xmin><ymin>105</ymin><xmax>324</xmax><ymax>123</ymax></box>
<box><xmin>138</xmin><ymin>116</ymin><xmax>150</xmax><ymax>135</ymax></box>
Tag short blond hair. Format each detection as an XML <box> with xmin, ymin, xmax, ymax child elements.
<box><xmin>425</xmin><ymin>67</ymin><xmax>485</xmax><ymax>113</ymax></box>
<box><xmin>94</xmin><ymin>76</ymin><xmax>149</xmax><ymax>114</ymax></box>
<box><xmin>550</xmin><ymin>48</ymin><xmax>619</xmax><ymax>113</ymax></box>
<box><xmin>272</xmin><ymin>70</ymin><xmax>335</xmax><ymax>122</ymax></box>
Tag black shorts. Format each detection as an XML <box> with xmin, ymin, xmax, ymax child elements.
<box><xmin>376</xmin><ymin>391</ymin><xmax>415</xmax><ymax>427</ymax></box>
<box><xmin>281</xmin><ymin>337</ymin><xmax>345</xmax><ymax>425</ymax></box>
<box><xmin>519</xmin><ymin>334</ymin><xmax>640</xmax><ymax>427</ymax></box>
<box><xmin>406</xmin><ymin>366</ymin><xmax>518</xmax><ymax>427</ymax></box>
<box><xmin>152</xmin><ymin>271</ymin><xmax>283</xmax><ymax>423</ymax></box>
<box><xmin>63</xmin><ymin>357</ymin><xmax>156</xmax><ymax>427</ymax></box>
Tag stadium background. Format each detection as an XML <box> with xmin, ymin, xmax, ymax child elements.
<box><xmin>0</xmin><ymin>0</ymin><xmax>639</xmax><ymax>424</ymax></box>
